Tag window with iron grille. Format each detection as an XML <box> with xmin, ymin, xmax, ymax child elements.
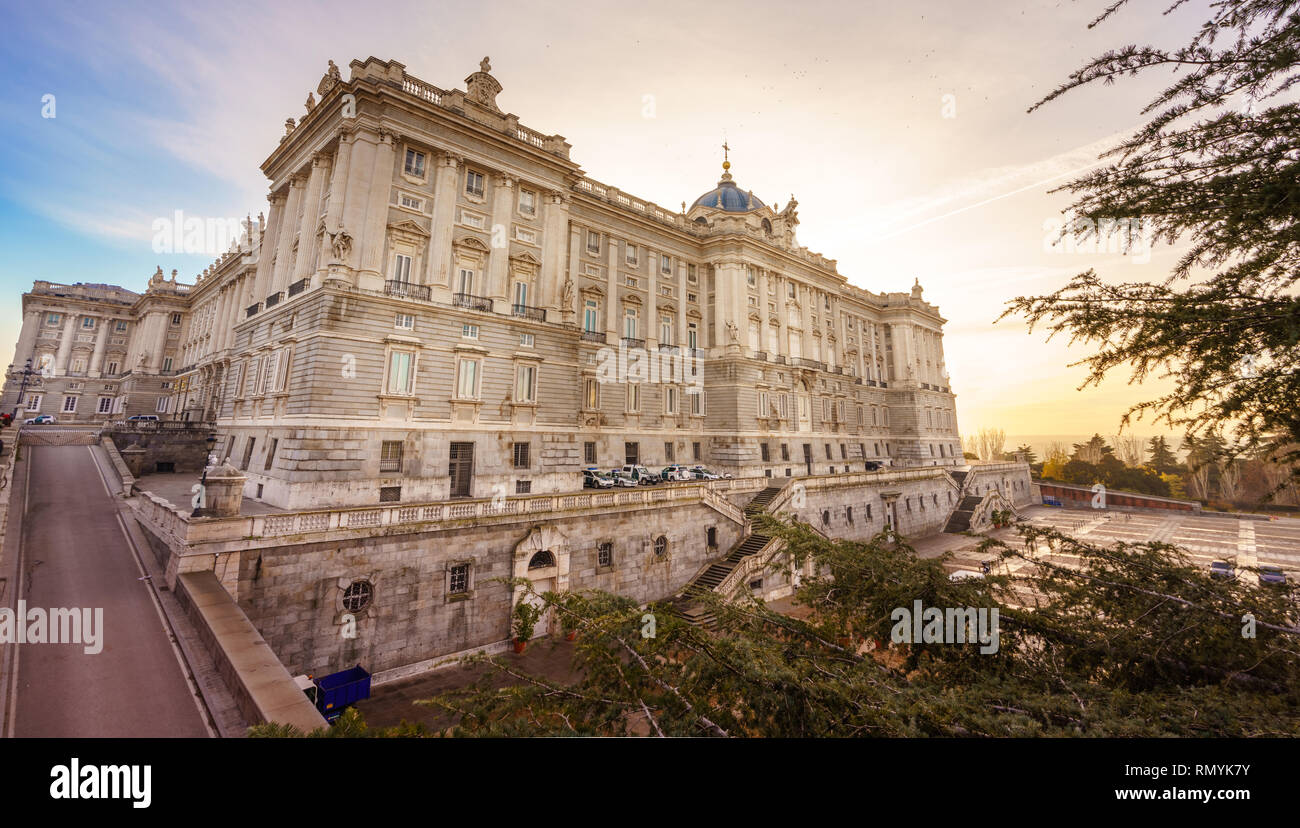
<box><xmin>761</xmin><ymin>443</ymin><xmax>770</xmax><ymax>462</ymax></box>
<box><xmin>380</xmin><ymin>441</ymin><xmax>403</xmax><ymax>472</ymax></box>
<box><xmin>342</xmin><ymin>580</ymin><xmax>373</xmax><ymax>613</ymax></box>
<box><xmin>781</xmin><ymin>444</ymin><xmax>790</xmax><ymax>461</ymax></box>
<box><xmin>653</xmin><ymin>536</ymin><xmax>667</xmax><ymax>559</ymax></box>
<box><xmin>597</xmin><ymin>542</ymin><xmax>613</xmax><ymax>569</ymax></box>
<box><xmin>512</xmin><ymin>442</ymin><xmax>530</xmax><ymax>468</ymax></box>
<box><xmin>448</xmin><ymin>563</ymin><xmax>470</xmax><ymax>595</ymax></box>
<box><xmin>840</xmin><ymin>444</ymin><xmax>847</xmax><ymax>460</ymax></box>
<box><xmin>825</xmin><ymin>443</ymin><xmax>833</xmax><ymax>460</ymax></box>
<box><xmin>265</xmin><ymin>438</ymin><xmax>278</xmax><ymax>470</ymax></box>
<box><xmin>515</xmin><ymin>480</ymin><xmax>531</xmax><ymax>494</ymax></box>
<box><xmin>584</xmin><ymin>441</ymin><xmax>596</xmax><ymax>465</ymax></box>
<box><xmin>379</xmin><ymin>486</ymin><xmax>401</xmax><ymax>502</ymax></box>
<box><xmin>692</xmin><ymin>442</ymin><xmax>700</xmax><ymax>461</ymax></box>
<box><xmin>625</xmin><ymin>442</ymin><xmax>639</xmax><ymax>465</ymax></box>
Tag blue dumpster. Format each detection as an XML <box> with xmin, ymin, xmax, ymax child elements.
<box><xmin>315</xmin><ymin>665</ymin><xmax>371</xmax><ymax>722</ymax></box>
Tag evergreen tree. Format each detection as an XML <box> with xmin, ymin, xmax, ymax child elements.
<box><xmin>1002</xmin><ymin>0</ymin><xmax>1300</xmax><ymax>480</ymax></box>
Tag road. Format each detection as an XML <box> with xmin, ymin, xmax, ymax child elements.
<box><xmin>7</xmin><ymin>445</ymin><xmax>209</xmax><ymax>737</ymax></box>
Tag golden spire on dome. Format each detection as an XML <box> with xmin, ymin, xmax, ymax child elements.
<box><xmin>720</xmin><ymin>139</ymin><xmax>732</xmax><ymax>181</ymax></box>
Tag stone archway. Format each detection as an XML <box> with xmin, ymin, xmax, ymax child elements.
<box><xmin>511</xmin><ymin>524</ymin><xmax>570</xmax><ymax>638</ymax></box>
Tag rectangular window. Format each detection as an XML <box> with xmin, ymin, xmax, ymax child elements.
<box><xmin>584</xmin><ymin>378</ymin><xmax>600</xmax><ymax>410</ymax></box>
<box><xmin>448</xmin><ymin>563</ymin><xmax>470</xmax><ymax>595</ymax></box>
<box><xmin>82</xmin><ymin>317</ymin><xmax>95</xmax><ymax>329</ymax></box>
<box><xmin>24</xmin><ymin>395</ymin><xmax>41</xmax><ymax>412</ymax></box>
<box><xmin>241</xmin><ymin>437</ymin><xmax>256</xmax><ymax>470</ymax></box>
<box><xmin>106</xmin><ymin>361</ymin><xmax>119</xmax><ymax>376</ymax></box>
<box><xmin>392</xmin><ymin>253</ymin><xmax>412</xmax><ymax>283</ymax></box>
<box><xmin>825</xmin><ymin>443</ymin><xmax>833</xmax><ymax>460</ymax></box>
<box><xmin>96</xmin><ymin>397</ymin><xmax>112</xmax><ymax>414</ymax></box>
<box><xmin>757</xmin><ymin>391</ymin><xmax>769</xmax><ymax>417</ymax></box>
<box><xmin>660</xmin><ymin>315</ymin><xmax>673</xmax><ymax>344</ymax></box>
<box><xmin>379</xmin><ymin>486</ymin><xmax>402</xmax><ymax>502</ymax></box>
<box><xmin>380</xmin><ymin>441</ymin><xmax>403</xmax><ymax>473</ymax></box>
<box><xmin>687</xmin><ymin>323</ymin><xmax>698</xmax><ymax>350</ymax></box>
<box><xmin>692</xmin><ymin>442</ymin><xmax>700</xmax><ymax>461</ymax></box>
<box><xmin>462</xmin><ymin>323</ymin><xmax>479</xmax><ymax>339</ymax></box>
<box><xmin>456</xmin><ymin>358</ymin><xmax>480</xmax><ymax>399</ymax></box>
<box><xmin>586</xmin><ymin>230</ymin><xmax>600</xmax><ymax>253</ymax></box>
<box><xmin>781</xmin><ymin>443</ymin><xmax>790</xmax><ymax>461</ymax></box>
<box><xmin>597</xmin><ymin>542</ymin><xmax>613</xmax><ymax>569</ymax></box>
<box><xmin>387</xmin><ymin>351</ymin><xmax>414</xmax><ymax>396</ymax></box>
<box><xmin>162</xmin><ymin>357</ymin><xmax>173</xmax><ymax>372</ymax></box>
<box><xmin>395</xmin><ymin>313</ymin><xmax>415</xmax><ymax>330</ymax></box>
<box><xmin>623</xmin><ymin>308</ymin><xmax>638</xmax><ymax>340</ymax></box>
<box><xmin>171</xmin><ymin>313</ymin><xmax>182</xmax><ymax>325</ymax></box>
<box><xmin>688</xmin><ymin>264</ymin><xmax>697</xmax><ymax>283</ymax></box>
<box><xmin>518</xmin><ymin>189</ymin><xmax>536</xmax><ymax>214</ymax></box>
<box><xmin>457</xmin><ymin>268</ymin><xmax>475</xmax><ymax>295</ymax></box>
<box><xmin>746</xmin><ymin>267</ymin><xmax>756</xmax><ymax>287</ymax></box>
<box><xmin>625</xmin><ymin>244</ymin><xmax>638</xmax><ymax>265</ymax></box>
<box><xmin>513</xmin><ymin>442</ymin><xmax>531</xmax><ymax>469</ymax></box>
<box><xmin>665</xmin><ymin>442</ymin><xmax>674</xmax><ymax>462</ymax></box>
<box><xmin>584</xmin><ymin>441</ymin><xmax>597</xmax><ymax>465</ymax></box>
<box><xmin>515</xmin><ymin>480</ymin><xmax>532</xmax><ymax>494</ymax></box>
<box><xmin>624</xmin><ymin>276</ymin><xmax>638</xmax><ymax>288</ymax></box>
<box><xmin>626</xmin><ymin>383</ymin><xmax>640</xmax><ymax>412</ymax></box>
<box><xmin>665</xmin><ymin>386</ymin><xmax>679</xmax><ymax>415</ymax></box>
<box><xmin>115</xmin><ymin>321</ymin><xmax>128</xmax><ymax>332</ymax></box>
<box><xmin>404</xmin><ymin>148</ymin><xmax>426</xmax><ymax>177</ymax></box>
<box><xmin>273</xmin><ymin>349</ymin><xmax>291</xmax><ymax>393</ymax></box>
<box><xmin>690</xmin><ymin>389</ymin><xmax>704</xmax><ymax>416</ymax></box>
<box><xmin>761</xmin><ymin>443</ymin><xmax>770</xmax><ymax>462</ymax></box>
<box><xmin>60</xmin><ymin>395</ymin><xmax>77</xmax><ymax>413</ymax></box>
<box><xmin>465</xmin><ymin>170</ymin><xmax>485</xmax><ymax>197</ymax></box>
<box><xmin>265</xmin><ymin>438</ymin><xmax>278</xmax><ymax>470</ymax></box>
<box><xmin>515</xmin><ymin>363</ymin><xmax>537</xmax><ymax>403</ymax></box>
<box><xmin>155</xmin><ymin>396</ymin><xmax>169</xmax><ymax>413</ymax></box>
<box><xmin>660</xmin><ymin>254</ymin><xmax>672</xmax><ymax>274</ymax></box>
<box><xmin>624</xmin><ymin>442</ymin><xmax>639</xmax><ymax>465</ymax></box>
<box><xmin>519</xmin><ymin>333</ymin><xmax>534</xmax><ymax>347</ymax></box>
<box><xmin>583</xmin><ymin>299</ymin><xmax>599</xmax><ymax>332</ymax></box>
<box><xmin>459</xmin><ymin>211</ymin><xmax>486</xmax><ymax>229</ymax></box>
<box><xmin>46</xmin><ymin>313</ymin><xmax>60</xmax><ymax>326</ymax></box>
<box><xmin>399</xmin><ymin>193</ymin><xmax>422</xmax><ymax>210</ymax></box>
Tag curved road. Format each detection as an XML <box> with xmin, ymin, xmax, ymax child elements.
<box><xmin>8</xmin><ymin>445</ymin><xmax>208</xmax><ymax>737</ymax></box>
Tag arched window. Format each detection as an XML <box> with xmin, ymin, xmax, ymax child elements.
<box><xmin>761</xmin><ymin>218</ymin><xmax>773</xmax><ymax>234</ymax></box>
<box><xmin>528</xmin><ymin>550</ymin><xmax>555</xmax><ymax>569</ymax></box>
<box><xmin>653</xmin><ymin>536</ymin><xmax>668</xmax><ymax>558</ymax></box>
<box><xmin>342</xmin><ymin>580</ymin><xmax>373</xmax><ymax>613</ymax></box>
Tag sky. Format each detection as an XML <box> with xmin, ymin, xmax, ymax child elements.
<box><xmin>0</xmin><ymin>0</ymin><xmax>1219</xmax><ymax>443</ymax></box>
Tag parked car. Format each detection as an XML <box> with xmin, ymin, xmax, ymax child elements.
<box><xmin>1209</xmin><ymin>560</ymin><xmax>1236</xmax><ymax>580</ymax></box>
<box><xmin>948</xmin><ymin>570</ymin><xmax>984</xmax><ymax>581</ymax></box>
<box><xmin>582</xmin><ymin>468</ymin><xmax>615</xmax><ymax>489</ymax></box>
<box><xmin>607</xmin><ymin>469</ymin><xmax>639</xmax><ymax>488</ymax></box>
<box><xmin>689</xmin><ymin>465</ymin><xmax>720</xmax><ymax>480</ymax></box>
<box><xmin>23</xmin><ymin>414</ymin><xmax>55</xmax><ymax>425</ymax></box>
<box><xmin>1258</xmin><ymin>564</ymin><xmax>1288</xmax><ymax>586</ymax></box>
<box><xmin>619</xmin><ymin>464</ymin><xmax>660</xmax><ymax>485</ymax></box>
<box><xmin>863</xmin><ymin>460</ymin><xmax>883</xmax><ymax>471</ymax></box>
<box><xmin>658</xmin><ymin>464</ymin><xmax>693</xmax><ymax>482</ymax></box>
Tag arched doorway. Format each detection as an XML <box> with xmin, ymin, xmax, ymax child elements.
<box><xmin>512</xmin><ymin>525</ymin><xmax>570</xmax><ymax>639</ymax></box>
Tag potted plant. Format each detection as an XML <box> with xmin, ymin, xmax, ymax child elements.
<box><xmin>511</xmin><ymin>600</ymin><xmax>543</xmax><ymax>654</ymax></box>
<box><xmin>561</xmin><ymin>611</ymin><xmax>579</xmax><ymax>642</ymax></box>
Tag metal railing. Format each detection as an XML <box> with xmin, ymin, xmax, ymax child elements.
<box><xmin>621</xmin><ymin>336</ymin><xmax>645</xmax><ymax>349</ymax></box>
<box><xmin>265</xmin><ymin>291</ymin><xmax>282</xmax><ymax>308</ymax></box>
<box><xmin>510</xmin><ymin>303</ymin><xmax>546</xmax><ymax>322</ymax></box>
<box><xmin>387</xmin><ymin>281</ymin><xmax>432</xmax><ymax>301</ymax></box>
<box><xmin>246</xmin><ymin>303</ymin><xmax>261</xmax><ymax>318</ymax></box>
<box><xmin>287</xmin><ymin>278</ymin><xmax>308</xmax><ymax>297</ymax></box>
<box><xmin>580</xmin><ymin>330</ymin><xmax>606</xmax><ymax>343</ymax></box>
<box><xmin>453</xmin><ymin>293</ymin><xmax>492</xmax><ymax>312</ymax></box>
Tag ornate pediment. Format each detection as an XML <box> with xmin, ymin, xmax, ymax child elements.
<box><xmin>453</xmin><ymin>234</ymin><xmax>490</xmax><ymax>252</ymax></box>
<box><xmin>388</xmin><ymin>219</ymin><xmax>430</xmax><ymax>243</ymax></box>
<box><xmin>509</xmin><ymin>249</ymin><xmax>542</xmax><ymax>266</ymax></box>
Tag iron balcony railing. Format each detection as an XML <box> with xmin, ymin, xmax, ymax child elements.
<box><xmin>510</xmin><ymin>303</ymin><xmax>546</xmax><ymax>322</ymax></box>
<box><xmin>386</xmin><ymin>280</ymin><xmax>431</xmax><ymax>301</ymax></box>
<box><xmin>287</xmin><ymin>278</ymin><xmax>308</xmax><ymax>297</ymax></box>
<box><xmin>453</xmin><ymin>293</ymin><xmax>492</xmax><ymax>312</ymax></box>
<box><xmin>621</xmin><ymin>336</ymin><xmax>645</xmax><ymax>349</ymax></box>
<box><xmin>246</xmin><ymin>303</ymin><xmax>261</xmax><ymax>318</ymax></box>
<box><xmin>580</xmin><ymin>330</ymin><xmax>606</xmax><ymax>343</ymax></box>
<box><xmin>265</xmin><ymin>291</ymin><xmax>283</xmax><ymax>308</ymax></box>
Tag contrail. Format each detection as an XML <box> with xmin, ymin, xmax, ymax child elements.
<box><xmin>860</xmin><ymin>157</ymin><xmax>1111</xmax><ymax>246</ymax></box>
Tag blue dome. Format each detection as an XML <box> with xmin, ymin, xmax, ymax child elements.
<box><xmin>691</xmin><ymin>178</ymin><xmax>764</xmax><ymax>213</ymax></box>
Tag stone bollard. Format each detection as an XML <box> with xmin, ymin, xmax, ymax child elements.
<box><xmin>120</xmin><ymin>445</ymin><xmax>148</xmax><ymax>479</ymax></box>
<box><xmin>197</xmin><ymin>462</ymin><xmax>247</xmax><ymax>517</ymax></box>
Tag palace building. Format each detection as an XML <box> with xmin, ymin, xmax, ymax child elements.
<box><xmin>4</xmin><ymin>55</ymin><xmax>962</xmax><ymax>511</ymax></box>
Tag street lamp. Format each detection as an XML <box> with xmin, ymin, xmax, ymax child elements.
<box><xmin>191</xmin><ymin>432</ymin><xmax>218</xmax><ymax>517</ymax></box>
<box><xmin>11</xmin><ymin>358</ymin><xmax>34</xmax><ymax>421</ymax></box>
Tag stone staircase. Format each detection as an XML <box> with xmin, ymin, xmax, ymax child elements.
<box><xmin>670</xmin><ymin>484</ymin><xmax>786</xmax><ymax>628</ymax></box>
<box><xmin>943</xmin><ymin>495</ymin><xmax>983</xmax><ymax>533</ymax></box>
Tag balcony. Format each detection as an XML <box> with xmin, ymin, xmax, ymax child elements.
<box><xmin>287</xmin><ymin>278</ymin><xmax>308</xmax><ymax>297</ymax></box>
<box><xmin>265</xmin><ymin>291</ymin><xmax>283</xmax><ymax>309</ymax></box>
<box><xmin>580</xmin><ymin>330</ymin><xmax>607</xmax><ymax>343</ymax></box>
<box><xmin>246</xmin><ymin>303</ymin><xmax>261</xmax><ymax>318</ymax></box>
<box><xmin>657</xmin><ymin>343</ymin><xmax>680</xmax><ymax>354</ymax></box>
<box><xmin>510</xmin><ymin>303</ymin><xmax>546</xmax><ymax>322</ymax></box>
<box><xmin>867</xmin><ymin>379</ymin><xmax>878</xmax><ymax>387</ymax></box>
<box><xmin>793</xmin><ymin>357</ymin><xmax>826</xmax><ymax>371</ymax></box>
<box><xmin>621</xmin><ymin>337</ymin><xmax>645</xmax><ymax>349</ymax></box>
<box><xmin>453</xmin><ymin>293</ymin><xmax>492</xmax><ymax>312</ymax></box>
<box><xmin>386</xmin><ymin>280</ymin><xmax>431</xmax><ymax>301</ymax></box>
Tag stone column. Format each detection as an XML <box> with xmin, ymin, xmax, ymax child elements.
<box><xmin>676</xmin><ymin>261</ymin><xmax>688</xmax><ymax>349</ymax></box>
<box><xmin>777</xmin><ymin>276</ymin><xmax>789</xmax><ymax>358</ymax></box>
<box><xmin>646</xmin><ymin>248</ymin><xmax>658</xmax><ymax>348</ymax></box>
<box><xmin>54</xmin><ymin>313</ymin><xmax>78</xmax><ymax>375</ymax></box>
<box><xmin>252</xmin><ymin>192</ymin><xmax>285</xmax><ymax>306</ymax></box>
<box><xmin>319</xmin><ymin>133</ymin><xmax>352</xmax><ymax>284</ymax></box>
<box><xmin>88</xmin><ymin>317</ymin><xmax>110</xmax><ymax>376</ymax></box>
<box><xmin>152</xmin><ymin>312</ymin><xmax>170</xmax><ymax>373</ymax></box>
<box><xmin>357</xmin><ymin>129</ymin><xmax>397</xmax><ymax>290</ymax></box>
<box><xmin>339</xmin><ymin>129</ymin><xmax>375</xmax><ymax>280</ymax></box>
<box><xmin>603</xmin><ymin>231</ymin><xmax>618</xmax><ymax>341</ymax></box>
<box><xmin>540</xmin><ymin>190</ymin><xmax>568</xmax><ymax>313</ymax></box>
<box><xmin>271</xmin><ymin>173</ymin><xmax>306</xmax><ymax>296</ymax></box>
<box><xmin>487</xmin><ymin>172</ymin><xmax>515</xmax><ymax>311</ymax></box>
<box><xmin>12</xmin><ymin>310</ymin><xmax>42</xmax><ymax>367</ymax></box>
<box><xmin>292</xmin><ymin>153</ymin><xmax>330</xmax><ymax>287</ymax></box>
<box><xmin>426</xmin><ymin>151</ymin><xmax>459</xmax><ymax>301</ymax></box>
<box><xmin>799</xmin><ymin>284</ymin><xmax>813</xmax><ymax>359</ymax></box>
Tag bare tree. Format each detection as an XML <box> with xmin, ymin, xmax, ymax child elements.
<box><xmin>976</xmin><ymin>428</ymin><xmax>1006</xmax><ymax>462</ymax></box>
<box><xmin>1045</xmin><ymin>441</ymin><xmax>1070</xmax><ymax>466</ymax></box>
<box><xmin>1218</xmin><ymin>457</ymin><xmax>1242</xmax><ymax>503</ymax></box>
<box><xmin>1112</xmin><ymin>434</ymin><xmax>1144</xmax><ymax>467</ymax></box>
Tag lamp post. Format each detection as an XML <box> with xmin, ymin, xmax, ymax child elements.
<box><xmin>11</xmin><ymin>358</ymin><xmax>34</xmax><ymax>421</ymax></box>
<box><xmin>191</xmin><ymin>432</ymin><xmax>218</xmax><ymax>517</ymax></box>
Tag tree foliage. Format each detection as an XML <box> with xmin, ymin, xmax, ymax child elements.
<box><xmin>1002</xmin><ymin>0</ymin><xmax>1300</xmax><ymax>483</ymax></box>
